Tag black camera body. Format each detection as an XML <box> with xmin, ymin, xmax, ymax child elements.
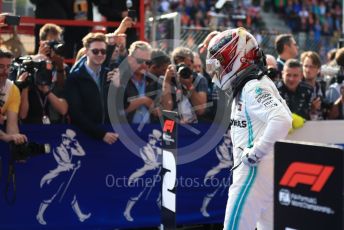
<box><xmin>176</xmin><ymin>63</ymin><xmax>194</xmax><ymax>79</ymax></box>
<box><xmin>3</xmin><ymin>15</ymin><xmax>20</xmax><ymax>26</ymax></box>
<box><xmin>128</xmin><ymin>9</ymin><xmax>136</xmax><ymax>21</ymax></box>
<box><xmin>12</xmin><ymin>56</ymin><xmax>53</xmax><ymax>88</ymax></box>
<box><xmin>10</xmin><ymin>141</ymin><xmax>50</xmax><ymax>161</ymax></box>
<box><xmin>47</xmin><ymin>40</ymin><xmax>64</xmax><ymax>56</ymax></box>
<box><xmin>321</xmin><ymin>97</ymin><xmax>333</xmax><ymax>110</ymax></box>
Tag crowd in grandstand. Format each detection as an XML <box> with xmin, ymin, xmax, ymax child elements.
<box><xmin>148</xmin><ymin>0</ymin><xmax>264</xmax><ymax>31</ymax></box>
<box><xmin>274</xmin><ymin>0</ymin><xmax>342</xmax><ymax>35</ymax></box>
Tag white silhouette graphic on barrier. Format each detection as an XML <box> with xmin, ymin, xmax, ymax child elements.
<box><xmin>123</xmin><ymin>129</ymin><xmax>162</xmax><ymax>222</ymax></box>
<box><xmin>200</xmin><ymin>130</ymin><xmax>233</xmax><ymax>217</ymax></box>
<box><xmin>36</xmin><ymin>129</ymin><xmax>91</xmax><ymax>225</ymax></box>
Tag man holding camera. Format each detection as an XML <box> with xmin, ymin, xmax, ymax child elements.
<box><xmin>16</xmin><ymin>24</ymin><xmax>68</xmax><ymax>124</ymax></box>
<box><xmin>35</xmin><ymin>23</ymin><xmax>66</xmax><ymax>87</ymax></box>
<box><xmin>0</xmin><ymin>49</ymin><xmax>27</xmax><ymax>144</ymax></box>
<box><xmin>161</xmin><ymin>47</ymin><xmax>208</xmax><ymax>123</ymax></box>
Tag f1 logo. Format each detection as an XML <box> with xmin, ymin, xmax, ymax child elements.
<box><xmin>163</xmin><ymin>120</ymin><xmax>175</xmax><ymax>133</ymax></box>
<box><xmin>280</xmin><ymin>162</ymin><xmax>334</xmax><ymax>192</ymax></box>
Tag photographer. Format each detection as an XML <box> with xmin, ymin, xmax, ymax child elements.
<box><xmin>35</xmin><ymin>24</ymin><xmax>66</xmax><ymax>88</ymax></box>
<box><xmin>161</xmin><ymin>47</ymin><xmax>208</xmax><ymax>123</ymax></box>
<box><xmin>328</xmin><ymin>84</ymin><xmax>344</xmax><ymax>119</ymax></box>
<box><xmin>14</xmin><ymin>24</ymin><xmax>68</xmax><ymax>124</ymax></box>
<box><xmin>0</xmin><ymin>49</ymin><xmax>27</xmax><ymax>144</ymax></box>
<box><xmin>17</xmin><ymin>69</ymin><xmax>68</xmax><ymax>124</ymax></box>
<box><xmin>326</xmin><ymin>47</ymin><xmax>344</xmax><ymax>104</ymax></box>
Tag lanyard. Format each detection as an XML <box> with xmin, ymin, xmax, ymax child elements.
<box><xmin>35</xmin><ymin>89</ymin><xmax>49</xmax><ymax>116</ymax></box>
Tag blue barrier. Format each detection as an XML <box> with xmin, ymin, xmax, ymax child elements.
<box><xmin>0</xmin><ymin>124</ymin><xmax>232</xmax><ymax>229</ymax></box>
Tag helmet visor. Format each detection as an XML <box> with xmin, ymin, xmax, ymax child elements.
<box><xmin>206</xmin><ymin>58</ymin><xmax>224</xmax><ymax>80</ymax></box>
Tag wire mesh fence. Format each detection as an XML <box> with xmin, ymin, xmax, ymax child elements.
<box><xmin>180</xmin><ymin>27</ymin><xmax>340</xmax><ymax>62</ymax></box>
<box><xmin>0</xmin><ymin>24</ymin><xmax>340</xmax><ymax>63</ymax></box>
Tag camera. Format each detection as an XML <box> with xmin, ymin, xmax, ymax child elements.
<box><xmin>128</xmin><ymin>9</ymin><xmax>137</xmax><ymax>21</ymax></box>
<box><xmin>108</xmin><ymin>61</ymin><xmax>119</xmax><ymax>70</ymax></box>
<box><xmin>321</xmin><ymin>97</ymin><xmax>333</xmax><ymax>110</ymax></box>
<box><xmin>176</xmin><ymin>63</ymin><xmax>194</xmax><ymax>79</ymax></box>
<box><xmin>10</xmin><ymin>141</ymin><xmax>50</xmax><ymax>161</ymax></box>
<box><xmin>11</xmin><ymin>56</ymin><xmax>53</xmax><ymax>89</ymax></box>
<box><xmin>3</xmin><ymin>15</ymin><xmax>20</xmax><ymax>26</ymax></box>
<box><xmin>46</xmin><ymin>40</ymin><xmax>64</xmax><ymax>56</ymax></box>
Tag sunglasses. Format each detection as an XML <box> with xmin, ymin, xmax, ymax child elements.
<box><xmin>90</xmin><ymin>48</ymin><xmax>106</xmax><ymax>55</ymax></box>
<box><xmin>134</xmin><ymin>57</ymin><xmax>152</xmax><ymax>65</ymax></box>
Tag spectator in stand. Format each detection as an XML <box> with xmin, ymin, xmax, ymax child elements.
<box><xmin>328</xmin><ymin>84</ymin><xmax>344</xmax><ymax>119</ymax></box>
<box><xmin>278</xmin><ymin>59</ymin><xmax>313</xmax><ymax>120</ymax></box>
<box><xmin>326</xmin><ymin>47</ymin><xmax>344</xmax><ymax>104</ymax></box>
<box><xmin>0</xmin><ymin>49</ymin><xmax>27</xmax><ymax>144</ymax></box>
<box><xmin>121</xmin><ymin>41</ymin><xmax>160</xmax><ymax>124</ymax></box>
<box><xmin>193</xmin><ymin>51</ymin><xmax>217</xmax><ymax>122</ymax></box>
<box><xmin>161</xmin><ymin>47</ymin><xmax>208</xmax><ymax>123</ymax></box>
<box><xmin>265</xmin><ymin>54</ymin><xmax>280</xmax><ymax>83</ymax></box>
<box><xmin>65</xmin><ymin>32</ymin><xmax>119</xmax><ymax>144</ymax></box>
<box><xmin>321</xmin><ymin>48</ymin><xmax>338</xmax><ymax>84</ymax></box>
<box><xmin>300</xmin><ymin>51</ymin><xmax>330</xmax><ymax>120</ymax></box>
<box><xmin>276</xmin><ymin>0</ymin><xmax>343</xmax><ymax>37</ymax></box>
<box><xmin>107</xmin><ymin>33</ymin><xmax>128</xmax><ymax>67</ymax></box>
<box><xmin>275</xmin><ymin>34</ymin><xmax>299</xmax><ymax>73</ymax></box>
<box><xmin>266</xmin><ymin>54</ymin><xmax>278</xmax><ymax>69</ymax></box>
<box><xmin>198</xmin><ymin>31</ymin><xmax>221</xmax><ymax>122</ymax></box>
<box><xmin>147</xmin><ymin>49</ymin><xmax>170</xmax><ymax>81</ymax></box>
<box><xmin>298</xmin><ymin>4</ymin><xmax>309</xmax><ymax>32</ymax></box>
<box><xmin>193</xmin><ymin>52</ymin><xmax>203</xmax><ymax>75</ymax></box>
<box><xmin>17</xmin><ymin>24</ymin><xmax>68</xmax><ymax>124</ymax></box>
<box><xmin>146</xmin><ymin>49</ymin><xmax>171</xmax><ymax>120</ymax></box>
<box><xmin>71</xmin><ymin>16</ymin><xmax>135</xmax><ymax>73</ymax></box>
<box><xmin>326</xmin><ymin>48</ymin><xmax>337</xmax><ymax>64</ymax></box>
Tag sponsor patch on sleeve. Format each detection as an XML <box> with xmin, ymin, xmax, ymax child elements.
<box><xmin>254</xmin><ymin>87</ymin><xmax>278</xmax><ymax>109</ymax></box>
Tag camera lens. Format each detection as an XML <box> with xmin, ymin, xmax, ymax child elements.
<box><xmin>177</xmin><ymin>64</ymin><xmax>192</xmax><ymax>79</ymax></box>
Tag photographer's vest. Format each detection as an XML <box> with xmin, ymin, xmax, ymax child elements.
<box><xmin>0</xmin><ymin>79</ymin><xmax>20</xmax><ymax>114</ymax></box>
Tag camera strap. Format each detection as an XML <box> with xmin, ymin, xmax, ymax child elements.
<box><xmin>5</xmin><ymin>163</ymin><xmax>16</xmax><ymax>204</ymax></box>
<box><xmin>35</xmin><ymin>89</ymin><xmax>48</xmax><ymax>111</ymax></box>
<box><xmin>193</xmin><ymin>74</ymin><xmax>203</xmax><ymax>88</ymax></box>
<box><xmin>4</xmin><ymin>149</ymin><xmax>16</xmax><ymax>205</ymax></box>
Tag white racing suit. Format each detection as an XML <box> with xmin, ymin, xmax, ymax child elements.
<box><xmin>223</xmin><ymin>76</ymin><xmax>292</xmax><ymax>230</ymax></box>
